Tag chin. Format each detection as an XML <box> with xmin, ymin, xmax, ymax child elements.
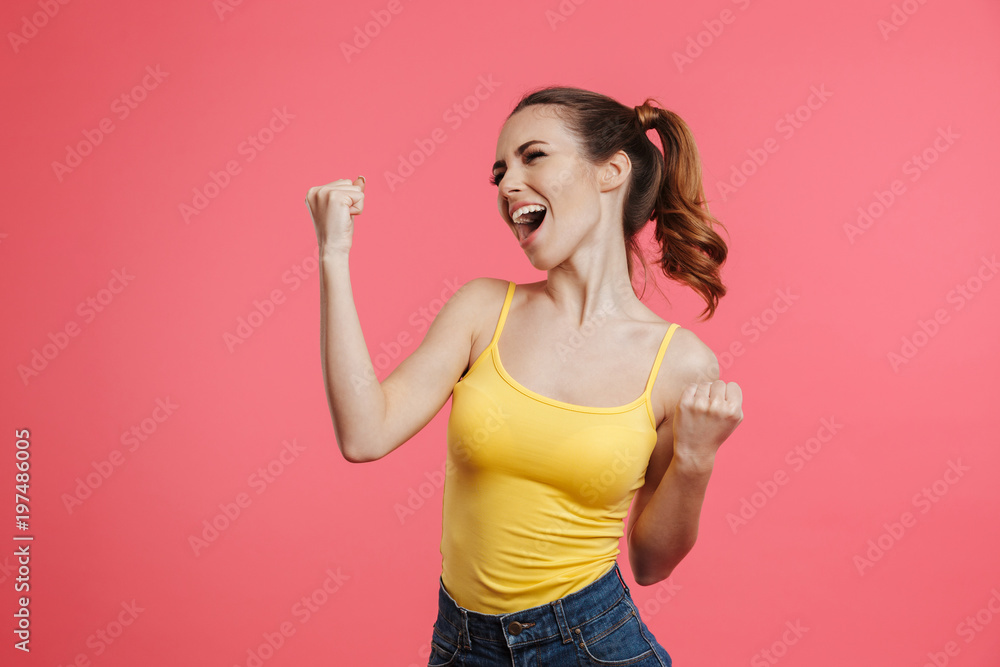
<box><xmin>525</xmin><ymin>251</ymin><xmax>559</xmax><ymax>272</ymax></box>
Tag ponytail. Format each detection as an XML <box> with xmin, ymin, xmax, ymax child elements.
<box><xmin>639</xmin><ymin>100</ymin><xmax>728</xmax><ymax>321</ymax></box>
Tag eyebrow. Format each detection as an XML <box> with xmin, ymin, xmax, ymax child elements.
<box><xmin>492</xmin><ymin>140</ymin><xmax>549</xmax><ymax>172</ymax></box>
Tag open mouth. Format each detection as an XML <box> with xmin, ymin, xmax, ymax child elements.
<box><xmin>512</xmin><ymin>205</ymin><xmax>546</xmax><ymax>242</ymax></box>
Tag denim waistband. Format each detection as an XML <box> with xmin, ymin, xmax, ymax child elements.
<box><xmin>436</xmin><ymin>562</ymin><xmax>631</xmax><ymax>649</ymax></box>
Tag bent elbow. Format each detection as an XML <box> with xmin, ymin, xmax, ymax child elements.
<box><xmin>629</xmin><ymin>539</ymin><xmax>695</xmax><ymax>586</ymax></box>
<box><xmin>341</xmin><ymin>441</ymin><xmax>380</xmax><ymax>464</ymax></box>
<box><xmin>633</xmin><ymin>566</ymin><xmax>675</xmax><ymax>587</ymax></box>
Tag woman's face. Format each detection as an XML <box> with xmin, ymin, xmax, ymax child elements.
<box><xmin>492</xmin><ymin>105</ymin><xmax>607</xmax><ymax>267</ymax></box>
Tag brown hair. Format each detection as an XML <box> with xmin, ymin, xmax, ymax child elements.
<box><xmin>506</xmin><ymin>86</ymin><xmax>729</xmax><ymax>320</ymax></box>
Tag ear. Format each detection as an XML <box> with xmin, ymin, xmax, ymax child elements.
<box><xmin>598</xmin><ymin>150</ymin><xmax>631</xmax><ymax>193</ymax></box>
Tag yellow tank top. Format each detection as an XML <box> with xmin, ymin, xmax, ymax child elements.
<box><xmin>440</xmin><ymin>280</ymin><xmax>680</xmax><ymax>614</ymax></box>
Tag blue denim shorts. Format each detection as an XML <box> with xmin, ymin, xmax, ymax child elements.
<box><xmin>428</xmin><ymin>561</ymin><xmax>673</xmax><ymax>666</ymax></box>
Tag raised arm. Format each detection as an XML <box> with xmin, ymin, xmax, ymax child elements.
<box><xmin>318</xmin><ymin>255</ymin><xmax>486</xmax><ymax>462</ymax></box>
<box><xmin>307</xmin><ymin>176</ymin><xmax>489</xmax><ymax>463</ymax></box>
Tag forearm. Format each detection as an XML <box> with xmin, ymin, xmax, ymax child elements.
<box><xmin>318</xmin><ymin>250</ymin><xmax>386</xmax><ymax>462</ymax></box>
<box><xmin>628</xmin><ymin>454</ymin><xmax>714</xmax><ymax>585</ymax></box>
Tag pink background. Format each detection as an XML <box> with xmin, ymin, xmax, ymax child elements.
<box><xmin>2</xmin><ymin>0</ymin><xmax>999</xmax><ymax>665</ymax></box>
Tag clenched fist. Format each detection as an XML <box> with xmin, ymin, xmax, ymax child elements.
<box><xmin>672</xmin><ymin>380</ymin><xmax>743</xmax><ymax>471</ymax></box>
<box><xmin>305</xmin><ymin>176</ymin><xmax>365</xmax><ymax>256</ymax></box>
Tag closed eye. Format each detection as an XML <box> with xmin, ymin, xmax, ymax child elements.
<box><xmin>489</xmin><ymin>149</ymin><xmax>546</xmax><ymax>187</ymax></box>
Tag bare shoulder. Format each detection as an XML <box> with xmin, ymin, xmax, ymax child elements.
<box><xmin>667</xmin><ymin>326</ymin><xmax>720</xmax><ymax>382</ymax></box>
<box><xmin>451</xmin><ymin>276</ymin><xmax>512</xmax><ymax>311</ymax></box>
<box><xmin>449</xmin><ymin>276</ymin><xmax>513</xmax><ymax>334</ymax></box>
<box><xmin>634</xmin><ymin>301</ymin><xmax>719</xmax><ymax>387</ymax></box>
<box><xmin>653</xmin><ymin>324</ymin><xmax>721</xmax><ymax>424</ymax></box>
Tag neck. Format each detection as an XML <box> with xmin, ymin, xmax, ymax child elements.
<box><xmin>542</xmin><ymin>231</ymin><xmax>642</xmax><ymax>328</ymax></box>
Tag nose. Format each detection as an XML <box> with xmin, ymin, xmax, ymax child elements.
<box><xmin>497</xmin><ymin>163</ymin><xmax>526</xmax><ymax>199</ymax></box>
<box><xmin>498</xmin><ymin>177</ymin><xmax>526</xmax><ymax>216</ymax></box>
<box><xmin>499</xmin><ymin>179</ymin><xmax>519</xmax><ymax>202</ymax></box>
<box><xmin>497</xmin><ymin>182</ymin><xmax>519</xmax><ymax>219</ymax></box>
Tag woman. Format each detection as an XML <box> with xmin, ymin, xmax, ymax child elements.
<box><xmin>307</xmin><ymin>86</ymin><xmax>743</xmax><ymax>666</ymax></box>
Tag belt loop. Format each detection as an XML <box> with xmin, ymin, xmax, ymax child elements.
<box><xmin>550</xmin><ymin>599</ymin><xmax>574</xmax><ymax>644</ymax></box>
<box><xmin>615</xmin><ymin>562</ymin><xmax>631</xmax><ymax>596</ymax></box>
<box><xmin>459</xmin><ymin>608</ymin><xmax>471</xmax><ymax>650</ymax></box>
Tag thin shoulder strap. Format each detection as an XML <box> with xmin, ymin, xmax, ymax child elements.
<box><xmin>487</xmin><ymin>281</ymin><xmax>517</xmax><ymax>349</ymax></box>
<box><xmin>643</xmin><ymin>322</ymin><xmax>681</xmax><ymax>396</ymax></box>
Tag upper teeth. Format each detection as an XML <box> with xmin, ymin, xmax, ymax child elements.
<box><xmin>512</xmin><ymin>204</ymin><xmax>546</xmax><ymax>224</ymax></box>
